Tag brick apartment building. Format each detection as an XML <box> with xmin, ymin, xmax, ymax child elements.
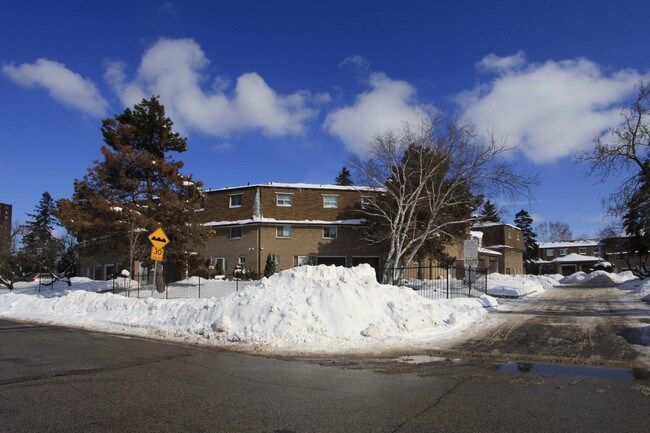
<box><xmin>471</xmin><ymin>222</ymin><xmax>525</xmax><ymax>275</ymax></box>
<box><xmin>536</xmin><ymin>238</ymin><xmax>646</xmax><ymax>275</ymax></box>
<box><xmin>199</xmin><ymin>183</ymin><xmax>385</xmax><ymax>275</ymax></box>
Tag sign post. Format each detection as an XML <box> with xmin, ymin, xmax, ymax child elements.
<box><xmin>148</xmin><ymin>228</ymin><xmax>170</xmax><ymax>296</ymax></box>
<box><xmin>463</xmin><ymin>239</ymin><xmax>479</xmax><ymax>293</ymax></box>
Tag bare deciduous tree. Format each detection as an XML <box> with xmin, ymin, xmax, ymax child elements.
<box><xmin>350</xmin><ymin>114</ymin><xmax>537</xmax><ymax>272</ymax></box>
<box><xmin>536</xmin><ymin>221</ymin><xmax>574</xmax><ymax>243</ymax></box>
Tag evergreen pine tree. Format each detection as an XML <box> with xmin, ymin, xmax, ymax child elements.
<box><xmin>263</xmin><ymin>254</ymin><xmax>277</xmax><ymax>278</ymax></box>
<box><xmin>20</xmin><ymin>192</ymin><xmax>62</xmax><ymax>273</ymax></box>
<box><xmin>479</xmin><ymin>199</ymin><xmax>501</xmax><ymax>222</ymax></box>
<box><xmin>335</xmin><ymin>166</ymin><xmax>353</xmax><ymax>186</ymax></box>
<box><xmin>514</xmin><ymin>209</ymin><xmax>539</xmax><ymax>264</ymax></box>
<box><xmin>58</xmin><ymin>96</ymin><xmax>208</xmax><ymax>284</ymax></box>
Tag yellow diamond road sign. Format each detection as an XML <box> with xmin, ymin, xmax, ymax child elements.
<box><xmin>148</xmin><ymin>228</ymin><xmax>169</xmax><ymax>249</ymax></box>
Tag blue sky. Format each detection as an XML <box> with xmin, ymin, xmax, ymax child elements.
<box><xmin>1</xmin><ymin>0</ymin><xmax>649</xmax><ymax>238</ymax></box>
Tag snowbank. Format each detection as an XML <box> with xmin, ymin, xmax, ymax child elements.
<box><xmin>0</xmin><ymin>265</ymin><xmax>496</xmax><ymax>354</ymax></box>
<box><xmin>560</xmin><ymin>270</ymin><xmax>640</xmax><ymax>285</ymax></box>
<box><xmin>487</xmin><ymin>273</ymin><xmax>546</xmax><ymax>297</ymax></box>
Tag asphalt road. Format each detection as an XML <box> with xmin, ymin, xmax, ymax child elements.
<box><xmin>1</xmin><ymin>284</ymin><xmax>650</xmax><ymax>432</ymax></box>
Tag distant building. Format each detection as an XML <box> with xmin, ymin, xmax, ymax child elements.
<box><xmin>471</xmin><ymin>223</ymin><xmax>525</xmax><ymax>275</ymax></box>
<box><xmin>0</xmin><ymin>202</ymin><xmax>12</xmax><ymax>251</ymax></box>
<box><xmin>535</xmin><ymin>240</ymin><xmax>604</xmax><ymax>275</ymax></box>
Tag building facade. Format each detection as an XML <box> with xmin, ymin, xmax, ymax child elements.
<box><xmin>471</xmin><ymin>223</ymin><xmax>525</xmax><ymax>275</ymax></box>
<box><xmin>198</xmin><ymin>183</ymin><xmax>385</xmax><ymax>276</ymax></box>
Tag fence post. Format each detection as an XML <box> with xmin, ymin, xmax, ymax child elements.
<box><xmin>198</xmin><ymin>276</ymin><xmax>201</xmax><ymax>298</ymax></box>
<box><xmin>446</xmin><ymin>266</ymin><xmax>450</xmax><ymax>299</ymax></box>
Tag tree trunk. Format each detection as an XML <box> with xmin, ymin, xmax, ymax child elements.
<box><xmin>155</xmin><ymin>262</ymin><xmax>165</xmax><ymax>293</ymax></box>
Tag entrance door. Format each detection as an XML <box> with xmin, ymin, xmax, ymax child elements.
<box><xmin>561</xmin><ymin>265</ymin><xmax>577</xmax><ymax>276</ymax></box>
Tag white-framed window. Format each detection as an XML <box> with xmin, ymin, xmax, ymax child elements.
<box><xmin>546</xmin><ymin>250</ymin><xmax>554</xmax><ymax>257</ymax></box>
<box><xmin>230</xmin><ymin>227</ymin><xmax>242</xmax><ymax>239</ymax></box>
<box><xmin>272</xmin><ymin>255</ymin><xmax>280</xmax><ymax>264</ymax></box>
<box><xmin>323</xmin><ymin>195</ymin><xmax>338</xmax><ymax>208</ymax></box>
<box><xmin>594</xmin><ymin>246</ymin><xmax>601</xmax><ymax>257</ymax></box>
<box><xmin>229</xmin><ymin>194</ymin><xmax>242</xmax><ymax>208</ymax></box>
<box><xmin>276</xmin><ymin>225</ymin><xmax>292</xmax><ymax>238</ymax></box>
<box><xmin>323</xmin><ymin>226</ymin><xmax>337</xmax><ymax>239</ymax></box>
<box><xmin>559</xmin><ymin>248</ymin><xmax>568</xmax><ymax>256</ymax></box>
<box><xmin>579</xmin><ymin>247</ymin><xmax>587</xmax><ymax>255</ymax></box>
<box><xmin>276</xmin><ymin>193</ymin><xmax>292</xmax><ymax>207</ymax></box>
<box><xmin>239</xmin><ymin>256</ymin><xmax>246</xmax><ymax>265</ymax></box>
<box><xmin>516</xmin><ymin>231</ymin><xmax>520</xmax><ymax>240</ymax></box>
<box><xmin>507</xmin><ymin>229</ymin><xmax>512</xmax><ymax>239</ymax></box>
<box><xmin>295</xmin><ymin>255</ymin><xmax>311</xmax><ymax>266</ymax></box>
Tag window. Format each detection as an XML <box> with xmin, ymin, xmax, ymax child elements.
<box><xmin>276</xmin><ymin>193</ymin><xmax>292</xmax><ymax>207</ymax></box>
<box><xmin>239</xmin><ymin>256</ymin><xmax>246</xmax><ymax>265</ymax></box>
<box><xmin>323</xmin><ymin>226</ymin><xmax>337</xmax><ymax>239</ymax></box>
<box><xmin>276</xmin><ymin>225</ymin><xmax>292</xmax><ymax>238</ymax></box>
<box><xmin>215</xmin><ymin>257</ymin><xmax>226</xmax><ymax>274</ymax></box>
<box><xmin>546</xmin><ymin>250</ymin><xmax>554</xmax><ymax>257</ymax></box>
<box><xmin>196</xmin><ymin>199</ymin><xmax>205</xmax><ymax>211</ymax></box>
<box><xmin>559</xmin><ymin>248</ymin><xmax>567</xmax><ymax>256</ymax></box>
<box><xmin>516</xmin><ymin>231</ymin><xmax>520</xmax><ymax>240</ymax></box>
<box><xmin>230</xmin><ymin>227</ymin><xmax>242</xmax><ymax>239</ymax></box>
<box><xmin>323</xmin><ymin>195</ymin><xmax>338</xmax><ymax>208</ymax></box>
<box><xmin>507</xmin><ymin>229</ymin><xmax>512</xmax><ymax>239</ymax></box>
<box><xmin>272</xmin><ymin>255</ymin><xmax>280</xmax><ymax>264</ymax></box>
<box><xmin>360</xmin><ymin>197</ymin><xmax>370</xmax><ymax>209</ymax></box>
<box><xmin>229</xmin><ymin>194</ymin><xmax>242</xmax><ymax>208</ymax></box>
<box><xmin>579</xmin><ymin>247</ymin><xmax>587</xmax><ymax>255</ymax></box>
<box><xmin>295</xmin><ymin>256</ymin><xmax>311</xmax><ymax>266</ymax></box>
<box><xmin>594</xmin><ymin>246</ymin><xmax>601</xmax><ymax>257</ymax></box>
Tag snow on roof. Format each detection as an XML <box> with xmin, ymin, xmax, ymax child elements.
<box><xmin>205</xmin><ymin>182</ymin><xmax>384</xmax><ymax>193</ymax></box>
<box><xmin>204</xmin><ymin>218</ymin><xmax>367</xmax><ymax>227</ymax></box>
<box><xmin>471</xmin><ymin>222</ymin><xmax>520</xmax><ymax>230</ymax></box>
<box><xmin>538</xmin><ymin>240</ymin><xmax>603</xmax><ymax>249</ymax></box>
<box><xmin>479</xmin><ymin>247</ymin><xmax>502</xmax><ymax>256</ymax></box>
<box><xmin>484</xmin><ymin>245</ymin><xmax>515</xmax><ymax>250</ymax></box>
<box><xmin>552</xmin><ymin>253</ymin><xmax>602</xmax><ymax>263</ymax></box>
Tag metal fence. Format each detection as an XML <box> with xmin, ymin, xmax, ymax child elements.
<box><xmin>104</xmin><ymin>272</ymin><xmax>260</xmax><ymax>299</ymax></box>
<box><xmin>380</xmin><ymin>265</ymin><xmax>488</xmax><ymax>299</ymax></box>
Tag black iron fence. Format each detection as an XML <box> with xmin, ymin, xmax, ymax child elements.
<box><xmin>104</xmin><ymin>272</ymin><xmax>260</xmax><ymax>299</ymax></box>
<box><xmin>380</xmin><ymin>265</ymin><xmax>488</xmax><ymax>299</ymax></box>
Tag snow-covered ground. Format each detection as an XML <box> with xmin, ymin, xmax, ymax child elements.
<box><xmin>0</xmin><ymin>265</ymin><xmax>498</xmax><ymax>354</ymax></box>
<box><xmin>1</xmin><ymin>265</ymin><xmax>647</xmax><ymax>355</ymax></box>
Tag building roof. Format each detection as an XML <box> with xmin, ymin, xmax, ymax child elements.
<box><xmin>205</xmin><ymin>182</ymin><xmax>384</xmax><ymax>193</ymax></box>
<box><xmin>204</xmin><ymin>218</ymin><xmax>366</xmax><ymax>227</ymax></box>
<box><xmin>538</xmin><ymin>240</ymin><xmax>603</xmax><ymax>249</ymax></box>
<box><xmin>552</xmin><ymin>253</ymin><xmax>602</xmax><ymax>263</ymax></box>
<box><xmin>471</xmin><ymin>222</ymin><xmax>520</xmax><ymax>231</ymax></box>
<box><xmin>478</xmin><ymin>247</ymin><xmax>502</xmax><ymax>256</ymax></box>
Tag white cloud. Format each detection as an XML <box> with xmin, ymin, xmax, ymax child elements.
<box><xmin>477</xmin><ymin>51</ymin><xmax>526</xmax><ymax>72</ymax></box>
<box><xmin>459</xmin><ymin>53</ymin><xmax>647</xmax><ymax>163</ymax></box>
<box><xmin>105</xmin><ymin>38</ymin><xmax>323</xmax><ymax>137</ymax></box>
<box><xmin>210</xmin><ymin>142</ymin><xmax>234</xmax><ymax>153</ymax></box>
<box><xmin>324</xmin><ymin>73</ymin><xmax>432</xmax><ymax>154</ymax></box>
<box><xmin>339</xmin><ymin>55</ymin><xmax>370</xmax><ymax>72</ymax></box>
<box><xmin>2</xmin><ymin>59</ymin><xmax>108</xmax><ymax>117</ymax></box>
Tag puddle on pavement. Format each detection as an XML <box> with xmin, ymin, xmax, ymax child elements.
<box><xmin>396</xmin><ymin>355</ymin><xmax>462</xmax><ymax>364</ymax></box>
<box><xmin>499</xmin><ymin>362</ymin><xmax>650</xmax><ymax>381</ymax></box>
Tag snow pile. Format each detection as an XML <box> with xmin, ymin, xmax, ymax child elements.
<box><xmin>560</xmin><ymin>270</ymin><xmax>640</xmax><ymax>285</ymax></box>
<box><xmin>487</xmin><ymin>273</ymin><xmax>545</xmax><ymax>297</ymax></box>
<box><xmin>620</xmin><ymin>277</ymin><xmax>650</xmax><ymax>294</ymax></box>
<box><xmin>559</xmin><ymin>272</ymin><xmax>588</xmax><ymax>284</ymax></box>
<box><xmin>0</xmin><ymin>264</ymin><xmax>495</xmax><ymax>354</ymax></box>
